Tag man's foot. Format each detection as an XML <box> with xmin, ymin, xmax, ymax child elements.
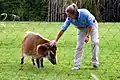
<box><xmin>72</xmin><ymin>66</ymin><xmax>80</xmax><ymax>70</ymax></box>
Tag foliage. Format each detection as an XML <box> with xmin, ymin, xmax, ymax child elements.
<box><xmin>100</xmin><ymin>0</ymin><xmax>120</xmax><ymax>22</ymax></box>
<box><xmin>0</xmin><ymin>0</ymin><xmax>48</xmax><ymax>21</ymax></box>
<box><xmin>0</xmin><ymin>0</ymin><xmax>120</xmax><ymax>21</ymax></box>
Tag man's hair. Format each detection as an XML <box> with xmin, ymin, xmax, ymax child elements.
<box><xmin>65</xmin><ymin>3</ymin><xmax>78</xmax><ymax>15</ymax></box>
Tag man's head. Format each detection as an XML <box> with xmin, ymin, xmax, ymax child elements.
<box><xmin>65</xmin><ymin>3</ymin><xmax>78</xmax><ymax>19</ymax></box>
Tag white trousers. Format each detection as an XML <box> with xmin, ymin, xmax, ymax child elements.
<box><xmin>74</xmin><ymin>22</ymin><xmax>99</xmax><ymax>67</ymax></box>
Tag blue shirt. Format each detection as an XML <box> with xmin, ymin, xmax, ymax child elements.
<box><xmin>61</xmin><ymin>9</ymin><xmax>96</xmax><ymax>31</ymax></box>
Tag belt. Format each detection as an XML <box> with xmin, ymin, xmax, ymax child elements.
<box><xmin>77</xmin><ymin>27</ymin><xmax>87</xmax><ymax>29</ymax></box>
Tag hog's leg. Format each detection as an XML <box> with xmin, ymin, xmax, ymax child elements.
<box><xmin>21</xmin><ymin>56</ymin><xmax>24</xmax><ymax>64</ymax></box>
<box><xmin>36</xmin><ymin>58</ymin><xmax>40</xmax><ymax>68</ymax></box>
<box><xmin>40</xmin><ymin>58</ymin><xmax>44</xmax><ymax>68</ymax></box>
<box><xmin>31</xmin><ymin>57</ymin><xmax>35</xmax><ymax>65</ymax></box>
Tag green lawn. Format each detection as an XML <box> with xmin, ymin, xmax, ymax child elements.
<box><xmin>0</xmin><ymin>22</ymin><xmax>120</xmax><ymax>80</ymax></box>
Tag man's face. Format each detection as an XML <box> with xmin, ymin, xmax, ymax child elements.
<box><xmin>66</xmin><ymin>13</ymin><xmax>76</xmax><ymax>19</ymax></box>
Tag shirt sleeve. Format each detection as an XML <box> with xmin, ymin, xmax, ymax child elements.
<box><xmin>87</xmin><ymin>14</ymin><xmax>96</xmax><ymax>27</ymax></box>
<box><xmin>61</xmin><ymin>18</ymin><xmax>71</xmax><ymax>31</ymax></box>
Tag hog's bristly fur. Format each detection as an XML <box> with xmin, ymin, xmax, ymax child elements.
<box><xmin>21</xmin><ymin>31</ymin><xmax>57</xmax><ymax>68</ymax></box>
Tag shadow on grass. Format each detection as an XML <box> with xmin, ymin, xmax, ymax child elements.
<box><xmin>18</xmin><ymin>62</ymin><xmax>58</xmax><ymax>74</ymax></box>
<box><xmin>0</xmin><ymin>61</ymin><xmax>99</xmax><ymax>74</ymax></box>
<box><xmin>79</xmin><ymin>67</ymin><xmax>98</xmax><ymax>70</ymax></box>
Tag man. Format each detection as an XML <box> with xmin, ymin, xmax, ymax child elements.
<box><xmin>50</xmin><ymin>3</ymin><xmax>99</xmax><ymax>70</ymax></box>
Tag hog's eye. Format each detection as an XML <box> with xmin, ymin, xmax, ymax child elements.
<box><xmin>50</xmin><ymin>51</ymin><xmax>55</xmax><ymax>58</ymax></box>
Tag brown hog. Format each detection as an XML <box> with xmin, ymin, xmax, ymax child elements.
<box><xmin>21</xmin><ymin>31</ymin><xmax>57</xmax><ymax>68</ymax></box>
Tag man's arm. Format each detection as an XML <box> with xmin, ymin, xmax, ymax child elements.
<box><xmin>50</xmin><ymin>30</ymin><xmax>64</xmax><ymax>46</ymax></box>
<box><xmin>86</xmin><ymin>26</ymin><xmax>93</xmax><ymax>38</ymax></box>
<box><xmin>84</xmin><ymin>26</ymin><xmax>93</xmax><ymax>43</ymax></box>
<box><xmin>55</xmin><ymin>30</ymin><xmax>64</xmax><ymax>42</ymax></box>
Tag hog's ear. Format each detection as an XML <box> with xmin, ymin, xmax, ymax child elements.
<box><xmin>37</xmin><ymin>44</ymin><xmax>49</xmax><ymax>55</ymax></box>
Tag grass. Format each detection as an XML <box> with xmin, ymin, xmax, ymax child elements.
<box><xmin>0</xmin><ymin>22</ymin><xmax>120</xmax><ymax>80</ymax></box>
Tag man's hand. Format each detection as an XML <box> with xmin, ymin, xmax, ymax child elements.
<box><xmin>50</xmin><ymin>40</ymin><xmax>57</xmax><ymax>46</ymax></box>
<box><xmin>84</xmin><ymin>36</ymin><xmax>89</xmax><ymax>43</ymax></box>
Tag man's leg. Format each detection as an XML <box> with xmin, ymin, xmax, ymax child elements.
<box><xmin>72</xmin><ymin>30</ymin><xmax>86</xmax><ymax>70</ymax></box>
<box><xmin>91</xmin><ymin>22</ymin><xmax>99</xmax><ymax>68</ymax></box>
